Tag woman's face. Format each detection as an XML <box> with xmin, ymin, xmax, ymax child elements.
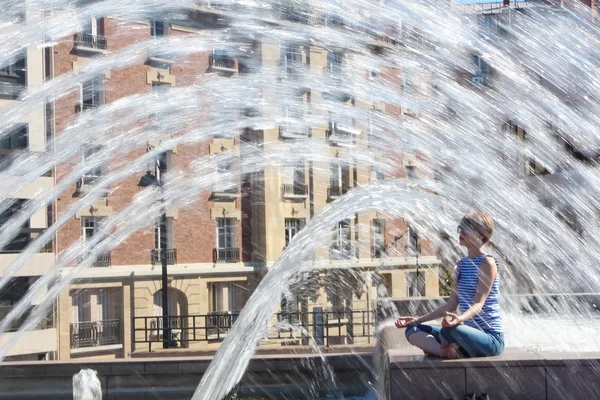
<box><xmin>457</xmin><ymin>224</ymin><xmax>483</xmax><ymax>247</ymax></box>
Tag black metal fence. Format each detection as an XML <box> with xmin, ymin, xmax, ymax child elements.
<box><xmin>75</xmin><ymin>33</ymin><xmax>107</xmax><ymax>50</ymax></box>
<box><xmin>70</xmin><ymin>319</ymin><xmax>121</xmax><ymax>349</ymax></box>
<box><xmin>213</xmin><ymin>247</ymin><xmax>240</xmax><ymax>263</ymax></box>
<box><xmin>134</xmin><ymin>309</ymin><xmax>375</xmax><ymax>352</ymax></box>
<box><xmin>151</xmin><ymin>248</ymin><xmax>177</xmax><ymax>266</ymax></box>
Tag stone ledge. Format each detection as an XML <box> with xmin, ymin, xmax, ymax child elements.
<box><xmin>387</xmin><ymin>348</ymin><xmax>600</xmax><ymax>400</ymax></box>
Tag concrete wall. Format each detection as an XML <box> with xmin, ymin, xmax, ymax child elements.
<box><xmin>0</xmin><ymin>352</ymin><xmax>372</xmax><ymax>399</ymax></box>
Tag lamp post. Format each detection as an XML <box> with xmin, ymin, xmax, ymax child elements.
<box><xmin>138</xmin><ymin>169</ymin><xmax>172</xmax><ymax>349</ymax></box>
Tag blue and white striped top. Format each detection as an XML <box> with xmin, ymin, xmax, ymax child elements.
<box><xmin>456</xmin><ymin>254</ymin><xmax>503</xmax><ymax>334</ymax></box>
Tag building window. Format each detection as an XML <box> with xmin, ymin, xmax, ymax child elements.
<box><xmin>406</xmin><ymin>271</ymin><xmax>426</xmax><ymax>297</ymax></box>
<box><xmin>0</xmin><ymin>199</ymin><xmax>29</xmax><ymax>252</ymax></box>
<box><xmin>326</xmin><ymin>52</ymin><xmax>343</xmax><ymax>75</ymax></box>
<box><xmin>155</xmin><ymin>151</ymin><xmax>169</xmax><ymax>184</ymax></box>
<box><xmin>370</xmin><ymin>166</ymin><xmax>384</xmax><ymax>181</ymax></box>
<box><xmin>407</xmin><ymin>225</ymin><xmax>419</xmax><ymax>255</ymax></box>
<box><xmin>150</xmin><ymin>20</ymin><xmax>165</xmax><ymax>38</ymax></box>
<box><xmin>216</xmin><ymin>218</ymin><xmax>236</xmax><ymax>249</ymax></box>
<box><xmin>481</xmin><ymin>14</ymin><xmax>498</xmax><ymax>34</ymax></box>
<box><xmin>81</xmin><ymin>216</ymin><xmax>104</xmax><ymax>242</ymax></box>
<box><xmin>0</xmin><ymin>55</ymin><xmax>26</xmax><ymax>99</ymax></box>
<box><xmin>331</xmin><ymin>219</ymin><xmax>352</xmax><ymax>260</ymax></box>
<box><xmin>82</xmin><ymin>145</ymin><xmax>106</xmax><ymax>184</ymax></box>
<box><xmin>329</xmin><ymin>162</ymin><xmax>349</xmax><ymax>196</ymax></box>
<box><xmin>0</xmin><ymin>124</ymin><xmax>28</xmax><ymax>150</ymax></box>
<box><xmin>80</xmin><ymin>76</ymin><xmax>104</xmax><ymax>110</ymax></box>
<box><xmin>285</xmin><ymin>218</ymin><xmax>305</xmax><ymax>247</ymax></box>
<box><xmin>83</xmin><ymin>17</ymin><xmax>103</xmax><ymax>36</ymax></box>
<box><xmin>372</xmin><ymin>219</ymin><xmax>385</xmax><ymax>258</ymax></box>
<box><xmin>149</xmin><ymin>82</ymin><xmax>170</xmax><ymax>125</ymax></box>
<box><xmin>210</xmin><ymin>282</ymin><xmax>246</xmax><ymax>313</ymax></box>
<box><xmin>472</xmin><ymin>55</ymin><xmax>490</xmax><ymax>85</ymax></box>
<box><xmin>154</xmin><ymin>216</ymin><xmax>173</xmax><ymax>250</ymax></box>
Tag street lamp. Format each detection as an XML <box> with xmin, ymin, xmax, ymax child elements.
<box><xmin>138</xmin><ymin>169</ymin><xmax>173</xmax><ymax>349</ymax></box>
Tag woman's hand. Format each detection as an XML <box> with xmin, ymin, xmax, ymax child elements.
<box><xmin>395</xmin><ymin>317</ymin><xmax>417</xmax><ymax>328</ymax></box>
<box><xmin>442</xmin><ymin>312</ymin><xmax>463</xmax><ymax>328</ymax></box>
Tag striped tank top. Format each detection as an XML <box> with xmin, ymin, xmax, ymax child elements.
<box><xmin>456</xmin><ymin>254</ymin><xmax>503</xmax><ymax>333</ymax></box>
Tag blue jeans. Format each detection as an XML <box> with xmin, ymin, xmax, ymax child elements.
<box><xmin>405</xmin><ymin>323</ymin><xmax>504</xmax><ymax>358</ymax></box>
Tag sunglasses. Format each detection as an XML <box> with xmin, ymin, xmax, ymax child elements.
<box><xmin>457</xmin><ymin>225</ymin><xmax>473</xmax><ymax>234</ymax></box>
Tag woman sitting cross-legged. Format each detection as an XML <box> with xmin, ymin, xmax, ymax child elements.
<box><xmin>396</xmin><ymin>212</ymin><xmax>504</xmax><ymax>359</ymax></box>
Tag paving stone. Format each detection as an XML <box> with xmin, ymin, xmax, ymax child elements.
<box><xmin>466</xmin><ymin>366</ymin><xmax>546</xmax><ymax>400</ymax></box>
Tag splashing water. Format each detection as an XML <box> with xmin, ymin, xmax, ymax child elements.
<box><xmin>1</xmin><ymin>0</ymin><xmax>600</xmax><ymax>399</ymax></box>
<box><xmin>72</xmin><ymin>369</ymin><xmax>102</xmax><ymax>400</ymax></box>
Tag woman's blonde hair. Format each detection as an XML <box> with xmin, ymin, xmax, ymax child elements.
<box><xmin>461</xmin><ymin>211</ymin><xmax>494</xmax><ymax>240</ymax></box>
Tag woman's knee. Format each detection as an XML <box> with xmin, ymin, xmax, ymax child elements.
<box><xmin>404</xmin><ymin>323</ymin><xmax>421</xmax><ymax>342</ymax></box>
<box><xmin>439</xmin><ymin>326</ymin><xmax>458</xmax><ymax>343</ymax></box>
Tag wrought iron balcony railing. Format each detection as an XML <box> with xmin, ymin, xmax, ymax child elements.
<box><xmin>151</xmin><ymin>248</ymin><xmax>177</xmax><ymax>266</ymax></box>
<box><xmin>209</xmin><ymin>54</ymin><xmax>236</xmax><ymax>71</ymax></box>
<box><xmin>281</xmin><ymin>183</ymin><xmax>308</xmax><ymax>198</ymax></box>
<box><xmin>327</xmin><ymin>185</ymin><xmax>348</xmax><ymax>200</ymax></box>
<box><xmin>213</xmin><ymin>247</ymin><xmax>240</xmax><ymax>263</ymax></box>
<box><xmin>75</xmin><ymin>33</ymin><xmax>107</xmax><ymax>50</ymax></box>
<box><xmin>70</xmin><ymin>319</ymin><xmax>121</xmax><ymax>349</ymax></box>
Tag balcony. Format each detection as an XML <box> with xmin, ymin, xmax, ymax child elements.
<box><xmin>276</xmin><ymin>59</ymin><xmax>307</xmax><ymax>80</ymax></box>
<box><xmin>80</xmin><ymin>252</ymin><xmax>111</xmax><ymax>267</ymax></box>
<box><xmin>70</xmin><ymin>320</ymin><xmax>121</xmax><ymax>350</ymax></box>
<box><xmin>0</xmin><ymin>230</ymin><xmax>54</xmax><ymax>276</ymax></box>
<box><xmin>209</xmin><ymin>54</ymin><xmax>237</xmax><ymax>73</ymax></box>
<box><xmin>210</xmin><ymin>185</ymin><xmax>238</xmax><ymax>200</ymax></box>
<box><xmin>371</xmin><ymin>246</ymin><xmax>385</xmax><ymax>259</ymax></box>
<box><xmin>0</xmin><ymin>328</ymin><xmax>57</xmax><ymax>357</ymax></box>
<box><xmin>213</xmin><ymin>247</ymin><xmax>240</xmax><ymax>263</ymax></box>
<box><xmin>151</xmin><ymin>248</ymin><xmax>177</xmax><ymax>266</ymax></box>
<box><xmin>471</xmin><ymin>73</ymin><xmax>489</xmax><ymax>85</ymax></box>
<box><xmin>148</xmin><ymin>49</ymin><xmax>174</xmax><ymax>68</ymax></box>
<box><xmin>76</xmin><ymin>175</ymin><xmax>109</xmax><ymax>198</ymax></box>
<box><xmin>279</xmin><ymin>122</ymin><xmax>309</xmax><ymax>139</ymax></box>
<box><xmin>0</xmin><ymin>82</ymin><xmax>25</xmax><ymax>100</ymax></box>
<box><xmin>327</xmin><ymin>185</ymin><xmax>348</xmax><ymax>201</ymax></box>
<box><xmin>0</xmin><ymin>228</ymin><xmax>53</xmax><ymax>254</ymax></box>
<box><xmin>281</xmin><ymin>183</ymin><xmax>308</xmax><ymax>199</ymax></box>
<box><xmin>76</xmin><ymin>102</ymin><xmax>101</xmax><ymax>113</ymax></box>
<box><xmin>326</xmin><ymin>121</ymin><xmax>358</xmax><ymax>145</ymax></box>
<box><xmin>329</xmin><ymin>245</ymin><xmax>355</xmax><ymax>260</ymax></box>
<box><xmin>74</xmin><ymin>33</ymin><xmax>108</xmax><ymax>54</ymax></box>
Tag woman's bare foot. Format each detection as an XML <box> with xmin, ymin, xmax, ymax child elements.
<box><xmin>441</xmin><ymin>343</ymin><xmax>462</xmax><ymax>359</ymax></box>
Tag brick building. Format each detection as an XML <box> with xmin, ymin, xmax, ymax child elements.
<box><xmin>0</xmin><ymin>2</ymin><xmax>469</xmax><ymax>361</ymax></box>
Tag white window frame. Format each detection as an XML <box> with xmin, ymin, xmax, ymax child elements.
<box><xmin>81</xmin><ymin>216</ymin><xmax>103</xmax><ymax>242</ymax></box>
<box><xmin>216</xmin><ymin>218</ymin><xmax>236</xmax><ymax>249</ymax></box>
<box><xmin>284</xmin><ymin>218</ymin><xmax>305</xmax><ymax>247</ymax></box>
<box><xmin>150</xmin><ymin>19</ymin><xmax>166</xmax><ymax>38</ymax></box>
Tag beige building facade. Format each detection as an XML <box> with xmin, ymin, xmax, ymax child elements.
<box><xmin>0</xmin><ymin>3</ymin><xmax>446</xmax><ymax>361</ymax></box>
